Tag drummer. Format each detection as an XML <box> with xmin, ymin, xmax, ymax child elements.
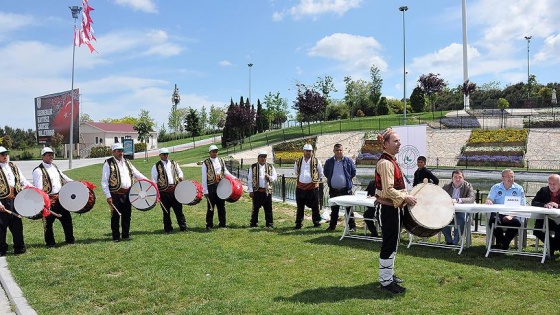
<box><xmin>151</xmin><ymin>148</ymin><xmax>187</xmax><ymax>233</ymax></box>
<box><xmin>32</xmin><ymin>147</ymin><xmax>75</xmax><ymax>248</ymax></box>
<box><xmin>248</xmin><ymin>150</ymin><xmax>277</xmax><ymax>228</ymax></box>
<box><xmin>374</xmin><ymin>128</ymin><xmax>416</xmax><ymax>294</ymax></box>
<box><xmin>101</xmin><ymin>143</ymin><xmax>148</xmax><ymax>242</ymax></box>
<box><xmin>201</xmin><ymin>144</ymin><xmax>235</xmax><ymax>231</ymax></box>
<box><xmin>293</xmin><ymin>144</ymin><xmax>324</xmax><ymax>229</ymax></box>
<box><xmin>0</xmin><ymin>146</ymin><xmax>33</xmax><ymax>256</ymax></box>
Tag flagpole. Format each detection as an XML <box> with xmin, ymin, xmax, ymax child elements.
<box><xmin>69</xmin><ymin>6</ymin><xmax>82</xmax><ymax>169</ymax></box>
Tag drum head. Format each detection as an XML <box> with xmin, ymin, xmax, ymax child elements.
<box><xmin>175</xmin><ymin>180</ymin><xmax>197</xmax><ymax>205</ymax></box>
<box><xmin>14</xmin><ymin>188</ymin><xmax>45</xmax><ymax>218</ymax></box>
<box><xmin>129</xmin><ymin>180</ymin><xmax>158</xmax><ymax>211</ymax></box>
<box><xmin>408</xmin><ymin>183</ymin><xmax>454</xmax><ymax>230</ymax></box>
<box><xmin>59</xmin><ymin>181</ymin><xmax>90</xmax><ymax>212</ymax></box>
<box><xmin>216</xmin><ymin>178</ymin><xmax>233</xmax><ymax>200</ymax></box>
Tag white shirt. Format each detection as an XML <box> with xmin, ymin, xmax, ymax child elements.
<box><xmin>151</xmin><ymin>160</ymin><xmax>183</xmax><ymax>185</ymax></box>
<box><xmin>32</xmin><ymin>162</ymin><xmax>73</xmax><ymax>194</ymax></box>
<box><xmin>248</xmin><ymin>163</ymin><xmax>278</xmax><ymax>193</ymax></box>
<box><xmin>0</xmin><ymin>161</ymin><xmax>32</xmax><ymax>188</ymax></box>
<box><xmin>101</xmin><ymin>157</ymin><xmax>147</xmax><ymax>198</ymax></box>
<box><xmin>201</xmin><ymin>157</ymin><xmax>233</xmax><ymax>194</ymax></box>
<box><xmin>294</xmin><ymin>158</ymin><xmax>324</xmax><ymax>184</ymax></box>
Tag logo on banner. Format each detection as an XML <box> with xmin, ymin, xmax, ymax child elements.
<box><xmin>399</xmin><ymin>145</ymin><xmax>420</xmax><ymax>169</ymax></box>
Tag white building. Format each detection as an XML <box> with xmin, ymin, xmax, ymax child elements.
<box><xmin>79</xmin><ymin>122</ymin><xmax>158</xmax><ymax>157</ymax></box>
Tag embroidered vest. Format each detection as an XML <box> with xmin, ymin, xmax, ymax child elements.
<box><xmin>34</xmin><ymin>163</ymin><xmax>67</xmax><ymax>194</ymax></box>
<box><xmin>204</xmin><ymin>157</ymin><xmax>226</xmax><ymax>185</ymax></box>
<box><xmin>155</xmin><ymin>160</ymin><xmax>180</xmax><ymax>190</ymax></box>
<box><xmin>251</xmin><ymin>163</ymin><xmax>273</xmax><ymax>193</ymax></box>
<box><xmin>375</xmin><ymin>152</ymin><xmax>405</xmax><ymax>191</ymax></box>
<box><xmin>0</xmin><ymin>162</ymin><xmax>23</xmax><ymax>199</ymax></box>
<box><xmin>295</xmin><ymin>157</ymin><xmax>319</xmax><ymax>184</ymax></box>
<box><xmin>106</xmin><ymin>157</ymin><xmax>134</xmax><ymax>192</ymax></box>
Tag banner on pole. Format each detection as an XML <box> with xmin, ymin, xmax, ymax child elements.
<box><xmin>35</xmin><ymin>89</ymin><xmax>80</xmax><ymax>144</ymax></box>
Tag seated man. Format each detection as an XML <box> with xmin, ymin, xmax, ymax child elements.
<box><xmin>363</xmin><ymin>180</ymin><xmax>379</xmax><ymax>237</ymax></box>
<box><xmin>441</xmin><ymin>170</ymin><xmax>475</xmax><ymax>245</ymax></box>
<box><xmin>485</xmin><ymin>169</ymin><xmax>526</xmax><ymax>250</ymax></box>
<box><xmin>531</xmin><ymin>174</ymin><xmax>560</xmax><ymax>253</ymax></box>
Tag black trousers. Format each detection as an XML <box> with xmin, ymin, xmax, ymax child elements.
<box><xmin>251</xmin><ymin>191</ymin><xmax>273</xmax><ymax>227</ymax></box>
<box><xmin>328</xmin><ymin>189</ymin><xmax>355</xmax><ymax>229</ymax></box>
<box><xmin>160</xmin><ymin>191</ymin><xmax>186</xmax><ymax>232</ymax></box>
<box><xmin>206</xmin><ymin>184</ymin><xmax>226</xmax><ymax>228</ymax></box>
<box><xmin>295</xmin><ymin>187</ymin><xmax>321</xmax><ymax>226</ymax></box>
<box><xmin>489</xmin><ymin>213</ymin><xmax>521</xmax><ymax>248</ymax></box>
<box><xmin>378</xmin><ymin>203</ymin><xmax>401</xmax><ymax>259</ymax></box>
<box><xmin>111</xmin><ymin>193</ymin><xmax>132</xmax><ymax>240</ymax></box>
<box><xmin>0</xmin><ymin>198</ymin><xmax>26</xmax><ymax>255</ymax></box>
<box><xmin>534</xmin><ymin>218</ymin><xmax>560</xmax><ymax>251</ymax></box>
<box><xmin>44</xmin><ymin>198</ymin><xmax>74</xmax><ymax>246</ymax></box>
<box><xmin>363</xmin><ymin>206</ymin><xmax>379</xmax><ymax>236</ymax></box>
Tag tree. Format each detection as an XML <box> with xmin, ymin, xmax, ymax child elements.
<box><xmin>101</xmin><ymin>116</ymin><xmax>139</xmax><ymax>124</ymax></box>
<box><xmin>209</xmin><ymin>105</ymin><xmax>226</xmax><ymax>131</ymax></box>
<box><xmin>133</xmin><ymin>109</ymin><xmax>156</xmax><ymax>160</ymax></box>
<box><xmin>50</xmin><ymin>133</ymin><xmax>65</xmax><ymax>155</ymax></box>
<box><xmin>496</xmin><ymin>97</ymin><xmax>509</xmax><ymax>128</ymax></box>
<box><xmin>80</xmin><ymin>113</ymin><xmax>93</xmax><ymax>124</ymax></box>
<box><xmin>200</xmin><ymin>105</ymin><xmax>208</xmax><ymax>134</ymax></box>
<box><xmin>462</xmin><ymin>80</ymin><xmax>477</xmax><ymax>98</ymax></box>
<box><xmin>263</xmin><ymin>92</ymin><xmax>289</xmax><ymax>129</ymax></box>
<box><xmin>168</xmin><ymin>108</ymin><xmax>184</xmax><ymax>133</ymax></box>
<box><xmin>325</xmin><ymin>99</ymin><xmax>350</xmax><ymax>120</ymax></box>
<box><xmin>343</xmin><ymin>76</ymin><xmax>375</xmax><ymax>117</ymax></box>
<box><xmin>255</xmin><ymin>99</ymin><xmax>268</xmax><ymax>133</ymax></box>
<box><xmin>292</xmin><ymin>88</ymin><xmax>326</xmax><ymax>123</ymax></box>
<box><xmin>418</xmin><ymin>73</ymin><xmax>447</xmax><ymax>112</ymax></box>
<box><xmin>377</xmin><ymin>97</ymin><xmax>390</xmax><ymax>115</ymax></box>
<box><xmin>410</xmin><ymin>86</ymin><xmax>426</xmax><ymax>112</ymax></box>
<box><xmin>183</xmin><ymin>107</ymin><xmax>202</xmax><ymax>137</ymax></box>
<box><xmin>369</xmin><ymin>65</ymin><xmax>383</xmax><ymax>112</ymax></box>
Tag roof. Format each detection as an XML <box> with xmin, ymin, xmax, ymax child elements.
<box><xmin>83</xmin><ymin>122</ymin><xmax>136</xmax><ymax>133</ymax></box>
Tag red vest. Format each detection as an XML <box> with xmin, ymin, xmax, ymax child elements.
<box><xmin>375</xmin><ymin>153</ymin><xmax>405</xmax><ymax>191</ymax></box>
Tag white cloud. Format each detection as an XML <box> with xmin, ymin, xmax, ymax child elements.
<box><xmin>273</xmin><ymin>0</ymin><xmax>361</xmax><ymax>20</ymax></box>
<box><xmin>219</xmin><ymin>60</ymin><xmax>233</xmax><ymax>67</ymax></box>
<box><xmin>114</xmin><ymin>0</ymin><xmax>158</xmax><ymax>14</ymax></box>
<box><xmin>308</xmin><ymin>33</ymin><xmax>388</xmax><ymax>72</ymax></box>
<box><xmin>534</xmin><ymin>34</ymin><xmax>560</xmax><ymax>65</ymax></box>
<box><xmin>0</xmin><ymin>12</ymin><xmax>35</xmax><ymax>41</ymax></box>
<box><xmin>93</xmin><ymin>29</ymin><xmax>183</xmax><ymax>58</ymax></box>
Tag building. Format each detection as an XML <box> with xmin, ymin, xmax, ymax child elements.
<box><xmin>79</xmin><ymin>122</ymin><xmax>158</xmax><ymax>157</ymax></box>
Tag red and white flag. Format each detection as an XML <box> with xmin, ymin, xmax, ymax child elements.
<box><xmin>74</xmin><ymin>0</ymin><xmax>97</xmax><ymax>53</ymax></box>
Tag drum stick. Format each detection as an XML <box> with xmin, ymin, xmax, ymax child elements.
<box><xmin>159</xmin><ymin>201</ymin><xmax>169</xmax><ymax>214</ymax></box>
<box><xmin>2</xmin><ymin>209</ymin><xmax>23</xmax><ymax>219</ymax></box>
<box><xmin>110</xmin><ymin>202</ymin><xmax>122</xmax><ymax>216</ymax></box>
<box><xmin>205</xmin><ymin>195</ymin><xmax>214</xmax><ymax>212</ymax></box>
<box><xmin>49</xmin><ymin>211</ymin><xmax>62</xmax><ymax>218</ymax></box>
<box><xmin>412</xmin><ymin>180</ymin><xmax>430</xmax><ymax>197</ymax></box>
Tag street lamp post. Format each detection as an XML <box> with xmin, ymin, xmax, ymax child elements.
<box><xmin>248</xmin><ymin>63</ymin><xmax>253</xmax><ymax>106</ymax></box>
<box><xmin>171</xmin><ymin>84</ymin><xmax>180</xmax><ymax>133</ymax></box>
<box><xmin>524</xmin><ymin>36</ymin><xmax>532</xmax><ymax>100</ymax></box>
<box><xmin>399</xmin><ymin>6</ymin><xmax>408</xmax><ymax>126</ymax></box>
<box><xmin>68</xmin><ymin>5</ymin><xmax>82</xmax><ymax>169</ymax></box>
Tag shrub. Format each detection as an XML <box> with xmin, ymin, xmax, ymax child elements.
<box><xmin>90</xmin><ymin>146</ymin><xmax>111</xmax><ymax>158</ymax></box>
<box><xmin>135</xmin><ymin>142</ymin><xmax>146</xmax><ymax>153</ymax></box>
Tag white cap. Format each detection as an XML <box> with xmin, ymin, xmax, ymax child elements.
<box><xmin>112</xmin><ymin>143</ymin><xmax>124</xmax><ymax>151</ymax></box>
<box><xmin>159</xmin><ymin>148</ymin><xmax>169</xmax><ymax>154</ymax></box>
<box><xmin>41</xmin><ymin>147</ymin><xmax>54</xmax><ymax>155</ymax></box>
<box><xmin>209</xmin><ymin>145</ymin><xmax>219</xmax><ymax>152</ymax></box>
<box><xmin>0</xmin><ymin>146</ymin><xmax>9</xmax><ymax>154</ymax></box>
<box><xmin>258</xmin><ymin>150</ymin><xmax>267</xmax><ymax>156</ymax></box>
<box><xmin>303</xmin><ymin>144</ymin><xmax>313</xmax><ymax>151</ymax></box>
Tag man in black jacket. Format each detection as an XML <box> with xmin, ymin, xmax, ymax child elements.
<box><xmin>413</xmin><ymin>156</ymin><xmax>439</xmax><ymax>186</ymax></box>
<box><xmin>531</xmin><ymin>174</ymin><xmax>560</xmax><ymax>253</ymax></box>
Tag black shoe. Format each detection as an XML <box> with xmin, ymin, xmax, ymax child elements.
<box><xmin>113</xmin><ymin>239</ymin><xmax>120</xmax><ymax>243</ymax></box>
<box><xmin>250</xmin><ymin>224</ymin><xmax>258</xmax><ymax>228</ymax></box>
<box><xmin>265</xmin><ymin>225</ymin><xmax>274</xmax><ymax>230</ymax></box>
<box><xmin>123</xmin><ymin>237</ymin><xmax>131</xmax><ymax>241</ymax></box>
<box><xmin>371</xmin><ymin>232</ymin><xmax>379</xmax><ymax>237</ymax></box>
<box><xmin>380</xmin><ymin>281</ymin><xmax>406</xmax><ymax>294</ymax></box>
<box><xmin>14</xmin><ymin>249</ymin><xmax>27</xmax><ymax>255</ymax></box>
<box><xmin>218</xmin><ymin>224</ymin><xmax>227</xmax><ymax>228</ymax></box>
<box><xmin>446</xmin><ymin>242</ymin><xmax>454</xmax><ymax>245</ymax></box>
<box><xmin>313</xmin><ymin>223</ymin><xmax>321</xmax><ymax>228</ymax></box>
<box><xmin>393</xmin><ymin>275</ymin><xmax>404</xmax><ymax>284</ymax></box>
<box><xmin>65</xmin><ymin>240</ymin><xmax>75</xmax><ymax>245</ymax></box>
<box><xmin>348</xmin><ymin>227</ymin><xmax>356</xmax><ymax>233</ymax></box>
<box><xmin>206</xmin><ymin>226</ymin><xmax>212</xmax><ymax>231</ymax></box>
<box><xmin>294</xmin><ymin>225</ymin><xmax>302</xmax><ymax>230</ymax></box>
<box><xmin>0</xmin><ymin>252</ymin><xmax>5</xmax><ymax>257</ymax></box>
<box><xmin>491</xmin><ymin>244</ymin><xmax>504</xmax><ymax>250</ymax></box>
<box><xmin>46</xmin><ymin>244</ymin><xmax>55</xmax><ymax>248</ymax></box>
<box><xmin>325</xmin><ymin>226</ymin><xmax>336</xmax><ymax>231</ymax></box>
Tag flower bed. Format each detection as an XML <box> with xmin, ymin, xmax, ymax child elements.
<box><xmin>461</xmin><ymin>145</ymin><xmax>525</xmax><ymax>157</ymax></box>
<box><xmin>273</xmin><ymin>151</ymin><xmax>302</xmax><ymax>164</ymax></box>
<box><xmin>458</xmin><ymin>129</ymin><xmax>528</xmax><ymax>168</ymax></box>
<box><xmin>457</xmin><ymin>154</ymin><xmax>524</xmax><ymax>168</ymax></box>
<box><xmin>468</xmin><ymin>129</ymin><xmax>528</xmax><ymax>144</ymax></box>
<box><xmin>440</xmin><ymin>117</ymin><xmax>481</xmax><ymax>128</ymax></box>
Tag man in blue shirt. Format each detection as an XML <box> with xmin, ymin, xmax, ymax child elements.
<box><xmin>485</xmin><ymin>169</ymin><xmax>526</xmax><ymax>250</ymax></box>
<box><xmin>324</xmin><ymin>144</ymin><xmax>356</xmax><ymax>232</ymax></box>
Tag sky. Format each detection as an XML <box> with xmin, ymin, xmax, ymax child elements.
<box><xmin>1</xmin><ymin>0</ymin><xmax>559</xmax><ymax>130</ymax></box>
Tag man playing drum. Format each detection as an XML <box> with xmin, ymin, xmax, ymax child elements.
<box><xmin>0</xmin><ymin>146</ymin><xmax>32</xmax><ymax>256</ymax></box>
<box><xmin>374</xmin><ymin>128</ymin><xmax>417</xmax><ymax>294</ymax></box>
<box><xmin>32</xmin><ymin>147</ymin><xmax>75</xmax><ymax>248</ymax></box>
<box><xmin>201</xmin><ymin>144</ymin><xmax>235</xmax><ymax>231</ymax></box>
<box><xmin>248</xmin><ymin>150</ymin><xmax>277</xmax><ymax>229</ymax></box>
<box><xmin>151</xmin><ymin>148</ymin><xmax>187</xmax><ymax>233</ymax></box>
<box><xmin>101</xmin><ymin>143</ymin><xmax>148</xmax><ymax>242</ymax></box>
<box><xmin>293</xmin><ymin>144</ymin><xmax>324</xmax><ymax>229</ymax></box>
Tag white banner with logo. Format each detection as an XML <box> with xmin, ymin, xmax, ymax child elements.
<box><xmin>392</xmin><ymin>125</ymin><xmax>427</xmax><ymax>191</ymax></box>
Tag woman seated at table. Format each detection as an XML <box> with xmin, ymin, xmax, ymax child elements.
<box><xmin>441</xmin><ymin>170</ymin><xmax>475</xmax><ymax>245</ymax></box>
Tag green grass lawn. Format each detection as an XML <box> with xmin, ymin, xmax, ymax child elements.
<box><xmin>6</xmin><ymin>160</ymin><xmax>560</xmax><ymax>314</ymax></box>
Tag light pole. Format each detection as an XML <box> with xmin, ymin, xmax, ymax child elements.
<box><xmin>524</xmin><ymin>36</ymin><xmax>532</xmax><ymax>100</ymax></box>
<box><xmin>69</xmin><ymin>5</ymin><xmax>82</xmax><ymax>169</ymax></box>
<box><xmin>461</xmin><ymin>0</ymin><xmax>470</xmax><ymax>111</ymax></box>
<box><xmin>399</xmin><ymin>6</ymin><xmax>408</xmax><ymax>125</ymax></box>
<box><xmin>248</xmin><ymin>63</ymin><xmax>253</xmax><ymax>106</ymax></box>
<box><xmin>171</xmin><ymin>84</ymin><xmax>180</xmax><ymax>133</ymax></box>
